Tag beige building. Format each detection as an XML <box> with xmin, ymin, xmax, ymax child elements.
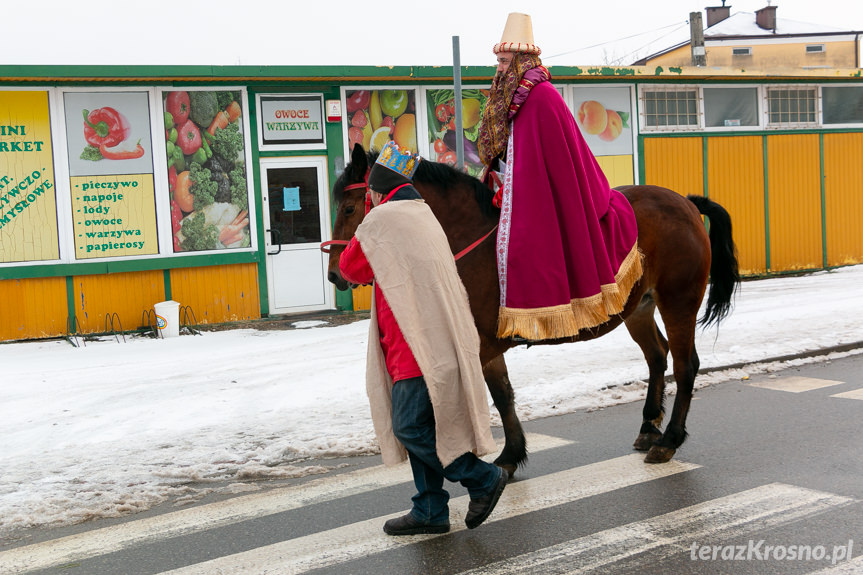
<box><xmin>634</xmin><ymin>4</ymin><xmax>862</xmax><ymax>69</ymax></box>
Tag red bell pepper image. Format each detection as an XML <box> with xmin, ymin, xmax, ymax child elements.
<box><xmin>82</xmin><ymin>107</ymin><xmax>131</xmax><ymax>148</ymax></box>
<box><xmin>99</xmin><ymin>140</ymin><xmax>145</xmax><ymax>160</ymax></box>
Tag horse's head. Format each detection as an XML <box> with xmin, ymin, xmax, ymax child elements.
<box><xmin>326</xmin><ymin>144</ymin><xmax>372</xmax><ymax>290</ymax></box>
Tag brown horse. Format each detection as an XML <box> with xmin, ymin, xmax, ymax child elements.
<box><xmin>326</xmin><ymin>145</ymin><xmax>739</xmax><ymax>476</ymax></box>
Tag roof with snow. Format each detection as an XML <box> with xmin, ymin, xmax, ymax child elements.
<box><xmin>632</xmin><ymin>11</ymin><xmax>860</xmax><ymax>64</ymax></box>
<box><xmin>706</xmin><ymin>11</ymin><xmax>848</xmax><ymax>37</ymax></box>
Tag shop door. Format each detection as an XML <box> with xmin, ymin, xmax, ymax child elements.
<box><xmin>260</xmin><ymin>157</ymin><xmax>334</xmax><ymax>314</ymax></box>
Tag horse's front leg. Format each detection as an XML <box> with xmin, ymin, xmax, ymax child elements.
<box><xmin>482</xmin><ymin>354</ymin><xmax>527</xmax><ymax>478</ymax></box>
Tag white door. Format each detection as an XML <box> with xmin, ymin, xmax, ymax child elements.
<box><xmin>260</xmin><ymin>157</ymin><xmax>334</xmax><ymax>314</ymax></box>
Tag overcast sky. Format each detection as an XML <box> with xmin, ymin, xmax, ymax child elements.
<box><xmin>3</xmin><ymin>0</ymin><xmax>861</xmax><ymax>68</ymax></box>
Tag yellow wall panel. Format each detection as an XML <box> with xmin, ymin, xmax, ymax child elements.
<box><xmin>766</xmin><ymin>134</ymin><xmax>822</xmax><ymax>271</ymax></box>
<box><xmin>643</xmin><ymin>137</ymin><xmax>704</xmax><ymax>197</ymax></box>
<box><xmin>170</xmin><ymin>263</ymin><xmax>260</xmax><ymax>325</ymax></box>
<box><xmin>73</xmin><ymin>271</ymin><xmax>165</xmax><ymax>334</ymax></box>
<box><xmin>823</xmin><ymin>133</ymin><xmax>863</xmax><ymax>266</ymax></box>
<box><xmin>0</xmin><ymin>277</ymin><xmax>68</xmax><ymax>340</ymax></box>
<box><xmin>707</xmin><ymin>136</ymin><xmax>767</xmax><ymax>275</ymax></box>
<box><xmin>595</xmin><ymin>155</ymin><xmax>635</xmax><ymax>188</ymax></box>
<box><xmin>352</xmin><ymin>285</ymin><xmax>372</xmax><ymax>311</ymax></box>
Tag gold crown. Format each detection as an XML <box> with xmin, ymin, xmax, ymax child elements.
<box><xmin>375</xmin><ymin>140</ymin><xmax>420</xmax><ymax>179</ymax></box>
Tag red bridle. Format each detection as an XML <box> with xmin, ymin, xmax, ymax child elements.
<box><xmin>319</xmin><ymin>176</ymin><xmax>369</xmax><ymax>254</ymax></box>
<box><xmin>320</xmin><ymin>176</ymin><xmax>497</xmax><ymax>261</ymax></box>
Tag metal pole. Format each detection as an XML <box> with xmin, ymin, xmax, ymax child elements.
<box><xmin>452</xmin><ymin>35</ymin><xmax>464</xmax><ymax>170</ymax></box>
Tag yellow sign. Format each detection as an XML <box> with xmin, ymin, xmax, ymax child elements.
<box><xmin>70</xmin><ymin>174</ymin><xmax>158</xmax><ymax>259</ymax></box>
<box><xmin>0</xmin><ymin>91</ymin><xmax>60</xmax><ymax>263</ymax></box>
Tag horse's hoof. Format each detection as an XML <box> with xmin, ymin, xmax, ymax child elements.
<box><xmin>633</xmin><ymin>433</ymin><xmax>662</xmax><ymax>451</ymax></box>
<box><xmin>644</xmin><ymin>445</ymin><xmax>676</xmax><ymax>463</ymax></box>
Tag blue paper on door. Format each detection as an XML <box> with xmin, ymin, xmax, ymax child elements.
<box><xmin>283</xmin><ymin>187</ymin><xmax>301</xmax><ymax>211</ymax></box>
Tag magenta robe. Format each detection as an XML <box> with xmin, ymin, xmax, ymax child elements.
<box><xmin>496</xmin><ymin>81</ymin><xmax>642</xmax><ymax>340</ymax></box>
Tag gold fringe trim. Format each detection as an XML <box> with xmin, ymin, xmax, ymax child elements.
<box><xmin>497</xmin><ymin>243</ymin><xmax>644</xmax><ymax>340</ymax></box>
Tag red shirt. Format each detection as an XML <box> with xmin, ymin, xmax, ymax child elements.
<box><xmin>339</xmin><ymin>237</ymin><xmax>423</xmax><ymax>383</ymax></box>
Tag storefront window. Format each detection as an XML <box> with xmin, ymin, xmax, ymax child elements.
<box><xmin>425</xmin><ymin>88</ymin><xmax>489</xmax><ymax>178</ymax></box>
<box><xmin>63</xmin><ymin>91</ymin><xmax>159</xmax><ymax>260</ymax></box>
<box><xmin>343</xmin><ymin>89</ymin><xmax>418</xmax><ymax>155</ymax></box>
<box><xmin>0</xmin><ymin>91</ymin><xmax>60</xmax><ymax>264</ymax></box>
<box><xmin>822</xmin><ymin>86</ymin><xmax>863</xmax><ymax>125</ymax></box>
<box><xmin>703</xmin><ymin>87</ymin><xmax>759</xmax><ymax>128</ymax></box>
<box><xmin>163</xmin><ymin>90</ymin><xmax>251</xmax><ymax>253</ymax></box>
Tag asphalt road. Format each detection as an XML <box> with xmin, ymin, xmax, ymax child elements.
<box><xmin>3</xmin><ymin>351</ymin><xmax>861</xmax><ymax>575</ymax></box>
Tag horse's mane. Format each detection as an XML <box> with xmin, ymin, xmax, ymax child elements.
<box><xmin>352</xmin><ymin>150</ymin><xmax>499</xmax><ymax>219</ymax></box>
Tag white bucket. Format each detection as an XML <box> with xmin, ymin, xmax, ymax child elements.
<box><xmin>153</xmin><ymin>300</ymin><xmax>181</xmax><ymax>338</ymax></box>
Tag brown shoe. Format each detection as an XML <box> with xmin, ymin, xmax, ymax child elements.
<box><xmin>383</xmin><ymin>513</ymin><xmax>450</xmax><ymax>536</ymax></box>
<box><xmin>465</xmin><ymin>467</ymin><xmax>507</xmax><ymax>529</ymax></box>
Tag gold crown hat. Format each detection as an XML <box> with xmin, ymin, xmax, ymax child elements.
<box><xmin>493</xmin><ymin>12</ymin><xmax>541</xmax><ymax>55</ymax></box>
<box><xmin>375</xmin><ymin>140</ymin><xmax>420</xmax><ymax>179</ymax></box>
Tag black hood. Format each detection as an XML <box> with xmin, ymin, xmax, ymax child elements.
<box><xmin>368</xmin><ymin>162</ymin><xmax>420</xmax><ymax>201</ymax></box>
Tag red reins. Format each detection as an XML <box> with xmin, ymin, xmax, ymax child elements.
<box><xmin>320</xmin><ymin>178</ymin><xmax>497</xmax><ymax>261</ymax></box>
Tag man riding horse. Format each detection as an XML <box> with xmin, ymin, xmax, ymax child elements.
<box><xmin>478</xmin><ymin>13</ymin><xmax>643</xmax><ymax>342</ymax></box>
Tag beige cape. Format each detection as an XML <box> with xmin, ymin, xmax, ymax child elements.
<box><xmin>356</xmin><ymin>199</ymin><xmax>497</xmax><ymax>468</ymax></box>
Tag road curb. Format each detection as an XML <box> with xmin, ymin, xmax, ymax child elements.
<box><xmin>685</xmin><ymin>340</ymin><xmax>863</xmax><ymax>383</ymax></box>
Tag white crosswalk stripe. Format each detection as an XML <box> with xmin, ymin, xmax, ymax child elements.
<box><xmin>749</xmin><ymin>376</ymin><xmax>844</xmax><ymax>393</ymax></box>
<box><xmin>0</xmin><ymin>433</ymin><xmax>572</xmax><ymax>574</ymax></box>
<box><xmin>454</xmin><ymin>483</ymin><xmax>857</xmax><ymax>574</ymax></box>
<box><xmin>156</xmin><ymin>454</ymin><xmax>699</xmax><ymax>574</ymax></box>
<box><xmin>831</xmin><ymin>388</ymin><xmax>863</xmax><ymax>401</ymax></box>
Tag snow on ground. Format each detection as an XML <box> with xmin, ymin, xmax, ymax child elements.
<box><xmin>1</xmin><ymin>265</ymin><xmax>862</xmax><ymax>541</ymax></box>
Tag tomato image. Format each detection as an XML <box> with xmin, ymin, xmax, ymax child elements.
<box><xmin>433</xmin><ymin>139</ymin><xmax>447</xmax><ymax>154</ymax></box>
<box><xmin>435</xmin><ymin>103</ymin><xmax>450</xmax><ymax>123</ymax></box>
<box><xmin>439</xmin><ymin>151</ymin><xmax>457</xmax><ymax>166</ymax></box>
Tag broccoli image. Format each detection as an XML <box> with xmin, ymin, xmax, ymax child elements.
<box><xmin>179</xmin><ymin>211</ymin><xmax>219</xmax><ymax>251</ymax></box>
<box><xmin>229</xmin><ymin>167</ymin><xmax>248</xmax><ymax>211</ymax></box>
<box><xmin>189</xmin><ymin>162</ymin><xmax>219</xmax><ymax>211</ymax></box>
<box><xmin>216</xmin><ymin>91</ymin><xmax>234</xmax><ymax>109</ymax></box>
<box><xmin>210</xmin><ymin>122</ymin><xmax>244</xmax><ymax>165</ymax></box>
<box><xmin>189</xmin><ymin>92</ymin><xmax>219</xmax><ymax>128</ymax></box>
<box><xmin>80</xmin><ymin>145</ymin><xmax>103</xmax><ymax>161</ymax></box>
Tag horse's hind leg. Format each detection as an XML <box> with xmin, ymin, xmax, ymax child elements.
<box><xmin>624</xmin><ymin>298</ymin><xmax>669</xmax><ymax>452</ymax></box>
<box><xmin>483</xmin><ymin>354</ymin><xmax>526</xmax><ymax>478</ymax></box>
<box><xmin>645</xmin><ymin>307</ymin><xmax>702</xmax><ymax>464</ymax></box>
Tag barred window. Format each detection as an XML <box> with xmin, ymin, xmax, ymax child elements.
<box><xmin>642</xmin><ymin>89</ymin><xmax>699</xmax><ymax>129</ymax></box>
<box><xmin>766</xmin><ymin>87</ymin><xmax>817</xmax><ymax>127</ymax></box>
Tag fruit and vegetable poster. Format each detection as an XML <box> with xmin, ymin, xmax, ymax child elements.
<box><xmin>426</xmin><ymin>88</ymin><xmax>489</xmax><ymax>178</ymax></box>
<box><xmin>344</xmin><ymin>89</ymin><xmax>417</xmax><ymax>154</ymax></box>
<box><xmin>0</xmin><ymin>91</ymin><xmax>60</xmax><ymax>264</ymax></box>
<box><xmin>163</xmin><ymin>90</ymin><xmax>250</xmax><ymax>253</ymax></box>
<box><xmin>571</xmin><ymin>87</ymin><xmax>633</xmax><ymax>156</ymax></box>
<box><xmin>63</xmin><ymin>91</ymin><xmax>158</xmax><ymax>260</ymax></box>
<box><xmin>258</xmin><ymin>95</ymin><xmax>324</xmax><ymax>148</ymax></box>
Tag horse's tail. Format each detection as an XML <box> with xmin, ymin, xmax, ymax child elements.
<box><xmin>687</xmin><ymin>195</ymin><xmax>741</xmax><ymax>327</ymax></box>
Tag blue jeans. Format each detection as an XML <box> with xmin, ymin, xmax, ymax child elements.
<box><xmin>391</xmin><ymin>376</ymin><xmax>501</xmax><ymax>524</ymax></box>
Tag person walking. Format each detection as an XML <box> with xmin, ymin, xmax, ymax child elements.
<box><xmin>339</xmin><ymin>141</ymin><xmax>507</xmax><ymax>535</ymax></box>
